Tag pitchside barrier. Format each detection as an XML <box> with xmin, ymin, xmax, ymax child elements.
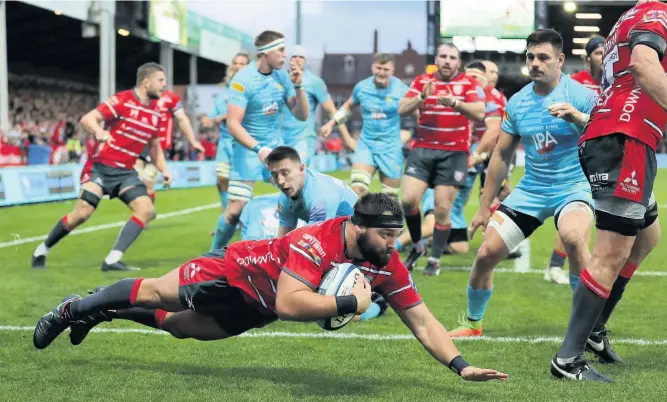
<box><xmin>3</xmin><ymin>151</ymin><xmax>666</xmax><ymax>207</ymax></box>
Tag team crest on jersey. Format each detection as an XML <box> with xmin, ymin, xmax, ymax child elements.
<box><xmin>151</xmin><ymin>115</ymin><xmax>158</xmax><ymax>126</ymax></box>
<box><xmin>386</xmin><ymin>96</ymin><xmax>393</xmax><ymax>103</ymax></box>
<box><xmin>276</xmin><ymin>83</ymin><xmax>283</xmax><ymax>91</ymax></box>
<box><xmin>452</xmin><ymin>85</ymin><xmax>463</xmax><ymax>95</ymax></box>
<box><xmin>231</xmin><ymin>82</ymin><xmax>245</xmax><ymax>93</ymax></box>
<box><xmin>297</xmin><ymin>240</ymin><xmax>322</xmax><ymax>264</ymax></box>
<box><xmin>503</xmin><ymin>110</ymin><xmax>509</xmax><ymax>121</ymax></box>
<box><xmin>263</xmin><ymin>102</ymin><xmax>279</xmax><ymax>115</ymax></box>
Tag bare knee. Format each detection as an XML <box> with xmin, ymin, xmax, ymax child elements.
<box><xmin>449</xmin><ymin>242</ymin><xmax>469</xmax><ymax>255</ymax></box>
<box><xmin>224</xmin><ymin>200</ymin><xmax>245</xmax><ymax>223</ymax></box>
<box><xmin>132</xmin><ymin>198</ymin><xmax>155</xmax><ymax>223</ymax></box>
<box><xmin>70</xmin><ymin>203</ymin><xmax>95</xmax><ymax>227</ymax></box>
<box><xmin>476</xmin><ymin>241</ymin><xmax>504</xmax><ymax>266</ymax></box>
<box><xmin>433</xmin><ymin>205</ymin><xmax>451</xmax><ymax>223</ymax></box>
<box><xmin>558</xmin><ymin>227</ymin><xmax>585</xmax><ymax>251</ymax></box>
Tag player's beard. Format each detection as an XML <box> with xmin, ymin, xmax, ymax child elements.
<box><xmin>147</xmin><ymin>90</ymin><xmax>161</xmax><ymax>100</ymax></box>
<box><xmin>357</xmin><ymin>232</ymin><xmax>392</xmax><ymax>268</ymax></box>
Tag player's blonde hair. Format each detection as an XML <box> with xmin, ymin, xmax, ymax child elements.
<box><xmin>136</xmin><ymin>62</ymin><xmax>165</xmax><ymax>85</ymax></box>
<box><xmin>373</xmin><ymin>53</ymin><xmax>394</xmax><ymax>64</ymax></box>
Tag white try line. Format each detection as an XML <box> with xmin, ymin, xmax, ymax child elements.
<box><xmin>0</xmin><ymin>202</ymin><xmax>221</xmax><ymax>249</ymax></box>
<box><xmin>1</xmin><ymin>325</ymin><xmax>665</xmax><ymax>346</ymax></box>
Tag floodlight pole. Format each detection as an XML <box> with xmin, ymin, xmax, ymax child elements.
<box><xmin>0</xmin><ymin>0</ymin><xmax>9</xmax><ymax>133</ymax></box>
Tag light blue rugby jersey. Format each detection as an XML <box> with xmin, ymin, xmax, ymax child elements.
<box><xmin>352</xmin><ymin>76</ymin><xmax>409</xmax><ymax>153</ymax></box>
<box><xmin>501</xmin><ymin>73</ymin><xmax>597</xmax><ymax>191</ymax></box>
<box><xmin>281</xmin><ymin>70</ymin><xmax>330</xmax><ymax>142</ymax></box>
<box><xmin>210</xmin><ymin>88</ymin><xmax>231</xmax><ymax>140</ymax></box>
<box><xmin>278</xmin><ymin>169</ymin><xmax>358</xmax><ymax>228</ymax></box>
<box><xmin>228</xmin><ymin>63</ymin><xmax>296</xmax><ymax>147</ymax></box>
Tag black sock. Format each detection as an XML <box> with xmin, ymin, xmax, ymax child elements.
<box><xmin>558</xmin><ymin>272</ymin><xmax>609</xmax><ymax>359</ymax></box>
<box><xmin>110</xmin><ymin>307</ymin><xmax>161</xmax><ymax>329</ymax></box>
<box><xmin>44</xmin><ymin>216</ymin><xmax>71</xmax><ymax>248</ymax></box>
<box><xmin>404</xmin><ymin>210</ymin><xmax>422</xmax><ymax>244</ymax></box>
<box><xmin>593</xmin><ymin>276</ymin><xmax>631</xmax><ymax>333</ymax></box>
<box><xmin>70</xmin><ymin>278</ymin><xmax>140</xmax><ymax>319</ymax></box>
<box><xmin>112</xmin><ymin>217</ymin><xmax>145</xmax><ymax>253</ymax></box>
<box><xmin>430</xmin><ymin>224</ymin><xmax>451</xmax><ymax>260</ymax></box>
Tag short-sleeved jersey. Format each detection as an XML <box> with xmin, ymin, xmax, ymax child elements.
<box><xmin>156</xmin><ymin>90</ymin><xmax>183</xmax><ymax>150</ymax></box>
<box><xmin>352</xmin><ymin>76</ymin><xmax>409</xmax><ymax>153</ymax></box>
<box><xmin>501</xmin><ymin>74</ymin><xmax>597</xmax><ymax>191</ymax></box>
<box><xmin>472</xmin><ymin>86</ymin><xmax>502</xmax><ymax>142</ymax></box>
<box><xmin>582</xmin><ymin>1</ymin><xmax>667</xmax><ymax>150</ymax></box>
<box><xmin>282</xmin><ymin>70</ymin><xmax>330</xmax><ymax>141</ymax></box>
<box><xmin>405</xmin><ymin>72</ymin><xmax>485</xmax><ymax>152</ymax></box>
<box><xmin>224</xmin><ymin>216</ymin><xmax>423</xmax><ymax>313</ymax></box>
<box><xmin>228</xmin><ymin>63</ymin><xmax>296</xmax><ymax>147</ymax></box>
<box><xmin>571</xmin><ymin>70</ymin><xmax>602</xmax><ymax>95</ymax></box>
<box><xmin>278</xmin><ymin>169</ymin><xmax>358</xmax><ymax>229</ymax></box>
<box><xmin>210</xmin><ymin>88</ymin><xmax>231</xmax><ymax>140</ymax></box>
<box><xmin>93</xmin><ymin>90</ymin><xmax>161</xmax><ymax>169</ymax></box>
<box><xmin>240</xmin><ymin>194</ymin><xmax>306</xmax><ymax>240</ymax></box>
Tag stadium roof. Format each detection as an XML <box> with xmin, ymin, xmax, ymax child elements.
<box><xmin>5</xmin><ymin>1</ymin><xmax>226</xmax><ymax>90</ymax></box>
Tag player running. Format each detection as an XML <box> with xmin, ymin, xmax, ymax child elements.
<box><xmin>33</xmin><ymin>193</ymin><xmax>508</xmax><ymax>383</ymax></box>
<box><xmin>212</xmin><ymin>51</ymin><xmax>250</xmax><ymax>212</ymax></box>
<box><xmin>135</xmin><ymin>89</ymin><xmax>204</xmax><ymax>214</ymax></box>
<box><xmin>282</xmin><ymin>46</ymin><xmax>352</xmax><ymax>167</ymax></box>
<box><xmin>265</xmin><ymin>146</ymin><xmax>358</xmax><ymax>238</ymax></box>
<box><xmin>320</xmin><ymin>53</ymin><xmax>409</xmax><ymax>200</ymax></box>
<box><xmin>398</xmin><ymin>44</ymin><xmax>485</xmax><ymax>276</ymax></box>
<box><xmin>552</xmin><ymin>0</ymin><xmax>663</xmax><ymax>382</ymax></box>
<box><xmin>447</xmin><ymin>29</ymin><xmax>597</xmax><ymax>338</ymax></box>
<box><xmin>32</xmin><ymin>63</ymin><xmax>172</xmax><ymax>272</ymax></box>
<box><xmin>211</xmin><ymin>30</ymin><xmax>310</xmax><ymax>250</ymax></box>
<box><xmin>547</xmin><ymin>36</ymin><xmax>604</xmax><ymax>285</ymax></box>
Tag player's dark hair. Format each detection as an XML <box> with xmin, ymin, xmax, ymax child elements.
<box><xmin>265</xmin><ymin>146</ymin><xmax>301</xmax><ymax>165</ymax></box>
<box><xmin>136</xmin><ymin>62</ymin><xmax>165</xmax><ymax>86</ymax></box>
<box><xmin>373</xmin><ymin>53</ymin><xmax>394</xmax><ymax>64</ymax></box>
<box><xmin>255</xmin><ymin>30</ymin><xmax>285</xmax><ymax>48</ymax></box>
<box><xmin>354</xmin><ymin>193</ymin><xmax>403</xmax><ymax>218</ymax></box>
<box><xmin>437</xmin><ymin>43</ymin><xmax>460</xmax><ymax>58</ymax></box>
<box><xmin>526</xmin><ymin>28</ymin><xmax>563</xmax><ymax>53</ymax></box>
<box><xmin>466</xmin><ymin>60</ymin><xmax>486</xmax><ymax>72</ymax></box>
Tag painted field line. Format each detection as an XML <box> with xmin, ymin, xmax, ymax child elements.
<box><xmin>0</xmin><ymin>202</ymin><xmax>221</xmax><ymax>249</ymax></box>
<box><xmin>1</xmin><ymin>325</ymin><xmax>665</xmax><ymax>346</ymax></box>
<box><xmin>414</xmin><ymin>265</ymin><xmax>667</xmax><ymax>277</ymax></box>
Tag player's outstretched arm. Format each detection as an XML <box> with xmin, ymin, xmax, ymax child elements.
<box><xmin>275</xmin><ymin>271</ymin><xmax>370</xmax><ymax>321</ymax></box>
<box><xmin>80</xmin><ymin>109</ymin><xmax>111</xmax><ymax>143</ymax></box>
<box><xmin>174</xmin><ymin>109</ymin><xmax>204</xmax><ymax>152</ymax></box>
<box><xmin>148</xmin><ymin>137</ymin><xmax>172</xmax><ymax>185</ymax></box>
<box><xmin>397</xmin><ymin>303</ymin><xmax>509</xmax><ymax>382</ymax></box>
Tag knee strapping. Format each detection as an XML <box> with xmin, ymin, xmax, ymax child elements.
<box><xmin>216</xmin><ymin>162</ymin><xmax>231</xmax><ymax>179</ymax></box>
<box><xmin>228</xmin><ymin>181</ymin><xmax>253</xmax><ymax>201</ymax></box>
<box><xmin>80</xmin><ymin>190</ymin><xmax>101</xmax><ymax>209</ymax></box>
<box><xmin>350</xmin><ymin>170</ymin><xmax>372</xmax><ymax>191</ymax></box>
<box><xmin>119</xmin><ymin>186</ymin><xmax>149</xmax><ymax>206</ymax></box>
<box><xmin>487</xmin><ymin>211</ymin><xmax>526</xmax><ymax>252</ymax></box>
<box><xmin>381</xmin><ymin>183</ymin><xmax>400</xmax><ymax>198</ymax></box>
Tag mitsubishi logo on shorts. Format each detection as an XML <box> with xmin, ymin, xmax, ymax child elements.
<box><xmin>623</xmin><ymin>170</ymin><xmax>638</xmax><ymax>186</ymax></box>
<box><xmin>620</xmin><ymin>170</ymin><xmax>640</xmax><ymax>195</ymax></box>
<box><xmin>183</xmin><ymin>262</ymin><xmax>201</xmax><ymax>282</ymax></box>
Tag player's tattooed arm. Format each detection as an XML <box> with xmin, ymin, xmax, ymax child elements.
<box><xmin>397</xmin><ymin>303</ymin><xmax>509</xmax><ymax>381</ymax></box>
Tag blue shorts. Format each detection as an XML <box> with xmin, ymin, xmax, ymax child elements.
<box><xmin>352</xmin><ymin>140</ymin><xmax>403</xmax><ymax>180</ymax></box>
<box><xmin>216</xmin><ymin>137</ymin><xmax>233</xmax><ymax>164</ymax></box>
<box><xmin>230</xmin><ymin>141</ymin><xmax>272</xmax><ymax>183</ymax></box>
<box><xmin>284</xmin><ymin>130</ymin><xmax>316</xmax><ymax>167</ymax></box>
<box><xmin>450</xmin><ymin>172</ymin><xmax>480</xmax><ymax>229</ymax></box>
<box><xmin>421</xmin><ymin>188</ymin><xmax>435</xmax><ymax>214</ymax></box>
<box><xmin>502</xmin><ymin>180</ymin><xmax>593</xmax><ymax>223</ymax></box>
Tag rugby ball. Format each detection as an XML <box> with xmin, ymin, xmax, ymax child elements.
<box><xmin>316</xmin><ymin>263</ymin><xmax>362</xmax><ymax>331</ymax></box>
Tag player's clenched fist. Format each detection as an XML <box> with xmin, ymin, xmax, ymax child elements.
<box><xmin>351</xmin><ymin>276</ymin><xmax>372</xmax><ymax>314</ymax></box>
<box><xmin>289</xmin><ymin>61</ymin><xmax>304</xmax><ymax>87</ymax></box>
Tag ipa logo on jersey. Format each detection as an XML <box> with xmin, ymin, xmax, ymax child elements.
<box><xmin>533</xmin><ymin>131</ymin><xmax>558</xmax><ymax>155</ymax></box>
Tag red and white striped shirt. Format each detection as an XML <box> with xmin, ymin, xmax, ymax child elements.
<box><xmin>93</xmin><ymin>90</ymin><xmax>161</xmax><ymax>169</ymax></box>
<box><xmin>405</xmin><ymin>72</ymin><xmax>485</xmax><ymax>152</ymax></box>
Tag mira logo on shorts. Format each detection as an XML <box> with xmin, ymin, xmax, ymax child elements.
<box><xmin>588</xmin><ymin>173</ymin><xmax>608</xmax><ymax>183</ymax></box>
<box><xmin>533</xmin><ymin>131</ymin><xmax>558</xmax><ymax>155</ymax></box>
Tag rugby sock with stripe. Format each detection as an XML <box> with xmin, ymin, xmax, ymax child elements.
<box><xmin>593</xmin><ymin>261</ymin><xmax>637</xmax><ymax>333</ymax></box>
<box><xmin>110</xmin><ymin>307</ymin><xmax>164</xmax><ymax>329</ymax></box>
<box><xmin>549</xmin><ymin>248</ymin><xmax>567</xmax><ymax>269</ymax></box>
<box><xmin>430</xmin><ymin>223</ymin><xmax>451</xmax><ymax>260</ymax></box>
<box><xmin>70</xmin><ymin>278</ymin><xmax>143</xmax><ymax>319</ymax></box>
<box><xmin>38</xmin><ymin>216</ymin><xmax>72</xmax><ymax>253</ymax></box>
<box><xmin>107</xmin><ymin>216</ymin><xmax>145</xmax><ymax>263</ymax></box>
<box><xmin>558</xmin><ymin>269</ymin><xmax>609</xmax><ymax>360</ymax></box>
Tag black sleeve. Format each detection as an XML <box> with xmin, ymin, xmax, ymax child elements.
<box><xmin>629</xmin><ymin>30</ymin><xmax>667</xmax><ymax>61</ymax></box>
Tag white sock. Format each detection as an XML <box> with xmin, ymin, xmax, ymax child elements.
<box><xmin>34</xmin><ymin>243</ymin><xmax>49</xmax><ymax>257</ymax></box>
<box><xmin>105</xmin><ymin>250</ymin><xmax>123</xmax><ymax>265</ymax></box>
